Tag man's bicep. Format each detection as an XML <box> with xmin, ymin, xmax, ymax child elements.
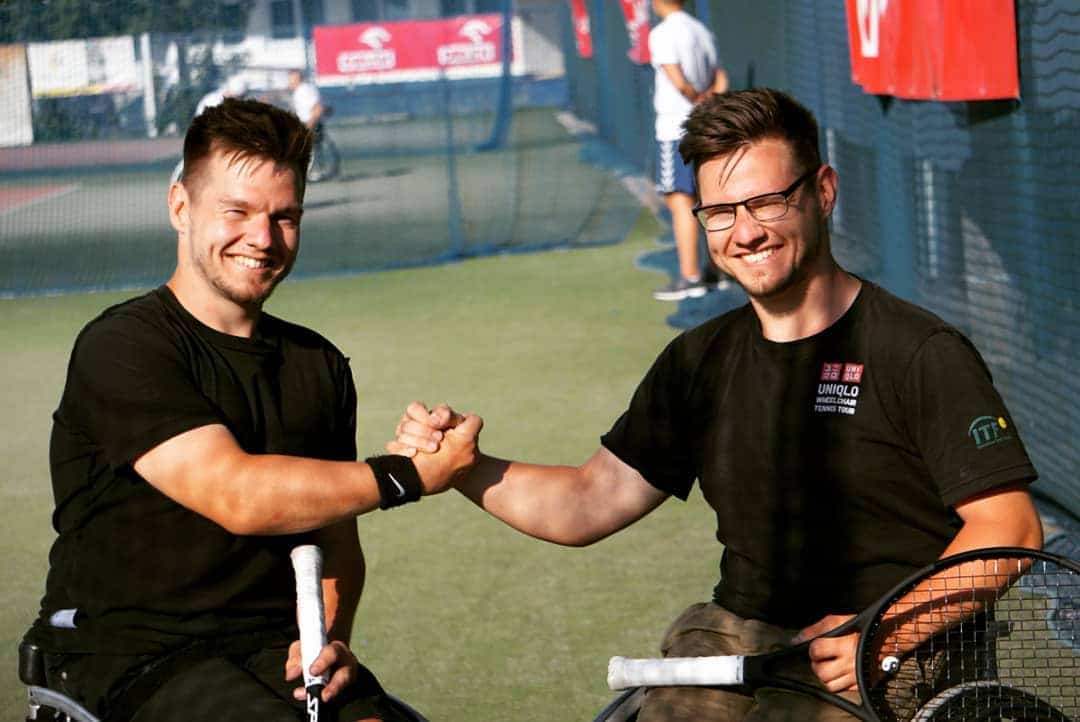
<box><xmin>582</xmin><ymin>446</ymin><xmax>670</xmax><ymax>531</ymax></box>
<box><xmin>951</xmin><ymin>484</ymin><xmax>1043</xmax><ymax>550</ymax></box>
<box><xmin>133</xmin><ymin>423</ymin><xmax>245</xmax><ymax>517</ymax></box>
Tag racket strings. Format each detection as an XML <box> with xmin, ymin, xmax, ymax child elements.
<box><xmin>864</xmin><ymin>555</ymin><xmax>1079</xmax><ymax>721</ymax></box>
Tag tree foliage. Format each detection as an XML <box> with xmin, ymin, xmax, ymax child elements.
<box><xmin>0</xmin><ymin>0</ymin><xmax>254</xmax><ymax>43</ymax></box>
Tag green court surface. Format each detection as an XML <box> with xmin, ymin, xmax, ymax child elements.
<box><xmin>0</xmin><ymin>213</ymin><xmax>722</xmax><ymax>721</ymax></box>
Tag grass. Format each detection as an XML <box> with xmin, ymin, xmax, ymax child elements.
<box><xmin>0</xmin><ymin>212</ymin><xmax>722</xmax><ymax>721</ymax></box>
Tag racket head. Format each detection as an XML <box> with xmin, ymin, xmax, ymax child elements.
<box><xmin>855</xmin><ymin>546</ymin><xmax>1080</xmax><ymax>721</ymax></box>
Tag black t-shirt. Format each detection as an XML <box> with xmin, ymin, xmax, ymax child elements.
<box><xmin>602</xmin><ymin>281</ymin><xmax>1037</xmax><ymax>628</ymax></box>
<box><xmin>30</xmin><ymin>286</ymin><xmax>358</xmax><ymax>654</ymax></box>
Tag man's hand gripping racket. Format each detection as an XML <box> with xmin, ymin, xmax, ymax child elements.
<box><xmin>608</xmin><ymin>547</ymin><xmax>1080</xmax><ymax>721</ymax></box>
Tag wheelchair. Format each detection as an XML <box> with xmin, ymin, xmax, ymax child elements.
<box><xmin>20</xmin><ymin>641</ymin><xmax>430</xmax><ymax>722</ymax></box>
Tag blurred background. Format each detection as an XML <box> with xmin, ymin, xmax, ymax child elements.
<box><xmin>2</xmin><ymin>0</ymin><xmax>1078</xmax><ymax>719</ymax></box>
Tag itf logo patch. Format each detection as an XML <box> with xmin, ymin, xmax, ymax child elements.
<box><xmin>815</xmin><ymin>362</ymin><xmax>864</xmax><ymax>416</ymax></box>
<box><xmin>968</xmin><ymin>415</ymin><xmax>1012</xmax><ymax>449</ymax></box>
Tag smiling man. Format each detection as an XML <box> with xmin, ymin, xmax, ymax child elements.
<box><xmin>392</xmin><ymin>88</ymin><xmax>1042</xmax><ymax>721</ymax></box>
<box><xmin>24</xmin><ymin>98</ymin><xmax>479</xmax><ymax>722</ymax></box>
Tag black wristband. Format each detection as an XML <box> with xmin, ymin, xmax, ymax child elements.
<box><xmin>366</xmin><ymin>455</ymin><xmax>423</xmax><ymax>509</ymax></box>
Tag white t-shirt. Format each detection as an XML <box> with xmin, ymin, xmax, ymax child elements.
<box><xmin>291</xmin><ymin>82</ymin><xmax>321</xmax><ymax>125</ymax></box>
<box><xmin>649</xmin><ymin>10</ymin><xmax>720</xmax><ymax>141</ymax></box>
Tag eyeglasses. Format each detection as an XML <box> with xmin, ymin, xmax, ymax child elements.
<box><xmin>692</xmin><ymin>167</ymin><xmax>820</xmax><ymax>232</ymax></box>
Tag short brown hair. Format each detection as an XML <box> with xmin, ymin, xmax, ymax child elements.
<box><xmin>182</xmin><ymin>97</ymin><xmax>312</xmax><ymax>195</ymax></box>
<box><xmin>679</xmin><ymin>88</ymin><xmax>821</xmax><ymax>177</ymax></box>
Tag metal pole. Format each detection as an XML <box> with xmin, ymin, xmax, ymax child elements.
<box><xmin>139</xmin><ymin>32</ymin><xmax>158</xmax><ymax>138</ymax></box>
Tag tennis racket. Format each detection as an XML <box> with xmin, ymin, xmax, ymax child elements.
<box><xmin>292</xmin><ymin>544</ymin><xmax>330</xmax><ymax>722</ymax></box>
<box><xmin>608</xmin><ymin>547</ymin><xmax>1079</xmax><ymax>721</ymax></box>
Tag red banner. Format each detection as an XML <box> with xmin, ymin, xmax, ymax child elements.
<box><xmin>619</xmin><ymin>0</ymin><xmax>650</xmax><ymax>64</ymax></box>
<box><xmin>314</xmin><ymin>14</ymin><xmax>508</xmax><ymax>80</ymax></box>
<box><xmin>845</xmin><ymin>0</ymin><xmax>1018</xmax><ymax>101</ymax></box>
<box><xmin>567</xmin><ymin>0</ymin><xmax>593</xmax><ymax>58</ymax></box>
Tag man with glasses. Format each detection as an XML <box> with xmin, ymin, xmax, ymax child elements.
<box><xmin>391</xmin><ymin>88</ymin><xmax>1042</xmax><ymax>720</ymax></box>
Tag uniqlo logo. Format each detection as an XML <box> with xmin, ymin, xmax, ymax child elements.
<box><xmin>821</xmin><ymin>363</ymin><xmax>843</xmax><ymax>381</ymax></box>
<box><xmin>843</xmin><ymin>363</ymin><xmax>864</xmax><ymax>383</ymax></box>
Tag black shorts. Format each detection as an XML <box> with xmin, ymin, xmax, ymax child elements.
<box><xmin>43</xmin><ymin>642</ymin><xmax>408</xmax><ymax>722</ymax></box>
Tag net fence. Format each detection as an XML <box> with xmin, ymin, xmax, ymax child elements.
<box><xmin>568</xmin><ymin>0</ymin><xmax>1079</xmax><ymax>518</ymax></box>
<box><xmin>0</xmin><ymin>0</ymin><xmax>643</xmax><ymax>295</ymax></box>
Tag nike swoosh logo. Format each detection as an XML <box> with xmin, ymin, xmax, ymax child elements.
<box><xmin>388</xmin><ymin>473</ymin><xmax>406</xmax><ymax>497</ymax></box>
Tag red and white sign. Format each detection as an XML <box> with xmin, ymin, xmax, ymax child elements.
<box><xmin>845</xmin><ymin>0</ymin><xmax>1019</xmax><ymax>100</ymax></box>
<box><xmin>619</xmin><ymin>0</ymin><xmax>650</xmax><ymax>64</ymax></box>
<box><xmin>314</xmin><ymin>14</ymin><xmax>510</xmax><ymax>83</ymax></box>
<box><xmin>567</xmin><ymin>0</ymin><xmax>593</xmax><ymax>59</ymax></box>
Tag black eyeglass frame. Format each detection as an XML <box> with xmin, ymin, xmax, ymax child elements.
<box><xmin>692</xmin><ymin>166</ymin><xmax>822</xmax><ymax>232</ymax></box>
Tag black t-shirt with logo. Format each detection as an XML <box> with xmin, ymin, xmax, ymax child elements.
<box><xmin>30</xmin><ymin>286</ymin><xmax>358</xmax><ymax>654</ymax></box>
<box><xmin>602</xmin><ymin>281</ymin><xmax>1036</xmax><ymax>628</ymax></box>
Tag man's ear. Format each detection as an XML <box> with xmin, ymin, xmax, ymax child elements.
<box><xmin>168</xmin><ymin>181</ymin><xmax>190</xmax><ymax>234</ymax></box>
<box><xmin>817</xmin><ymin>164</ymin><xmax>838</xmax><ymax>218</ymax></box>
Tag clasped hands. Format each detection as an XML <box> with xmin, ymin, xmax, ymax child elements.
<box><xmin>387</xmin><ymin>401</ymin><xmax>482</xmax><ymax>495</ymax></box>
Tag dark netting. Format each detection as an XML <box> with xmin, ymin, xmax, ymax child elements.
<box><xmin>0</xmin><ymin>0</ymin><xmax>644</xmax><ymax>296</ymax></box>
<box><xmin>567</xmin><ymin>0</ymin><xmax>1078</xmax><ymax>517</ymax></box>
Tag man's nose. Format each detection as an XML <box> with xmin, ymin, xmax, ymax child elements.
<box><xmin>729</xmin><ymin>204</ymin><xmax>767</xmax><ymax>246</ymax></box>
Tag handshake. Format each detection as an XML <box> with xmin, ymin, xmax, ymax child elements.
<box><xmin>386</xmin><ymin>401</ymin><xmax>484</xmax><ymax>498</ymax></box>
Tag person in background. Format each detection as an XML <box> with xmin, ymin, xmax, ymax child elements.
<box><xmin>649</xmin><ymin>0</ymin><xmax>730</xmax><ymax>301</ymax></box>
<box><xmin>287</xmin><ymin>69</ymin><xmax>325</xmax><ymax>130</ymax></box>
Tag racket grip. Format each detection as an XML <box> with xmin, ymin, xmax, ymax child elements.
<box><xmin>607</xmin><ymin>655</ymin><xmax>745</xmax><ymax>690</ymax></box>
<box><xmin>291</xmin><ymin>545</ymin><xmax>329</xmax><ymax>691</ymax></box>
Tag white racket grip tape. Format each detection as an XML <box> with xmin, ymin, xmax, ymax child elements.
<box><xmin>607</xmin><ymin>655</ymin><xmax>745</xmax><ymax>690</ymax></box>
<box><xmin>291</xmin><ymin>545</ymin><xmax>329</xmax><ymax>689</ymax></box>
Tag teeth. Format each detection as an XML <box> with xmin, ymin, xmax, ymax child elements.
<box><xmin>232</xmin><ymin>256</ymin><xmax>270</xmax><ymax>269</ymax></box>
<box><xmin>743</xmin><ymin>248</ymin><xmax>777</xmax><ymax>264</ymax></box>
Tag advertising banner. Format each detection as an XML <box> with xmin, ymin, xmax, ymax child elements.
<box><xmin>314</xmin><ymin>14</ymin><xmax>509</xmax><ymax>83</ymax></box>
<box><xmin>845</xmin><ymin>0</ymin><xmax>1019</xmax><ymax>100</ymax></box>
<box><xmin>27</xmin><ymin>35</ymin><xmax>139</xmax><ymax>97</ymax></box>
<box><xmin>568</xmin><ymin>0</ymin><xmax>593</xmax><ymax>59</ymax></box>
<box><xmin>0</xmin><ymin>45</ymin><xmax>33</xmax><ymax>147</ymax></box>
<box><xmin>619</xmin><ymin>0</ymin><xmax>650</xmax><ymax>64</ymax></box>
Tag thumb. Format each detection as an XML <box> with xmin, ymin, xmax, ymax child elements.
<box><xmin>447</xmin><ymin>413</ymin><xmax>483</xmax><ymax>438</ymax></box>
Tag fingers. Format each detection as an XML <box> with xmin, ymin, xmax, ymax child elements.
<box><xmin>807</xmin><ymin>635</ymin><xmax>860</xmax><ymax>692</ymax></box>
<box><xmin>393</xmin><ymin>402</ymin><xmax>471</xmax><ymax>455</ymax></box>
<box><xmin>290</xmin><ymin>640</ymin><xmax>358</xmax><ymax>703</ymax></box>
<box><xmin>284</xmin><ymin>639</ymin><xmax>302</xmax><ymax>681</ymax></box>
<box><xmin>394</xmin><ymin>420</ymin><xmax>442</xmax><ymax>453</ymax></box>
<box><xmin>446</xmin><ymin>412</ymin><xmax>484</xmax><ymax>441</ymax></box>
<box><xmin>810</xmin><ymin>656</ymin><xmax>857</xmax><ymax>692</ymax></box>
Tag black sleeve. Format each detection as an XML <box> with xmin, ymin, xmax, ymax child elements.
<box><xmin>900</xmin><ymin>329</ymin><xmax>1037</xmax><ymax>507</ymax></box>
<box><xmin>333</xmin><ymin>355</ymin><xmax>359</xmax><ymax>462</ymax></box>
<box><xmin>60</xmin><ymin>313</ymin><xmax>222</xmax><ymax>470</ymax></box>
<box><xmin>601</xmin><ymin>336</ymin><xmax>697</xmax><ymax>500</ymax></box>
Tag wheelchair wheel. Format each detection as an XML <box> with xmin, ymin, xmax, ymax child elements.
<box><xmin>27</xmin><ymin>685</ymin><xmax>100</xmax><ymax>722</ymax></box>
<box><xmin>592</xmin><ymin>687</ymin><xmax>643</xmax><ymax>722</ymax></box>
<box><xmin>307</xmin><ymin>132</ymin><xmax>340</xmax><ymax>183</ymax></box>
<box><xmin>26</xmin><ymin>686</ymin><xmax>428</xmax><ymax>722</ymax></box>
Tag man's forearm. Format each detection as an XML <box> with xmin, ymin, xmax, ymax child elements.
<box><xmin>318</xmin><ymin>520</ymin><xmax>365</xmax><ymax>643</ymax></box>
<box><xmin>454</xmin><ymin>449</ymin><xmax>665</xmax><ymax>547</ymax></box>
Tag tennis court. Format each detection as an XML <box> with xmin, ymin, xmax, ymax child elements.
<box><xmin>3</xmin><ymin>1</ymin><xmax>1079</xmax><ymax>720</ymax></box>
